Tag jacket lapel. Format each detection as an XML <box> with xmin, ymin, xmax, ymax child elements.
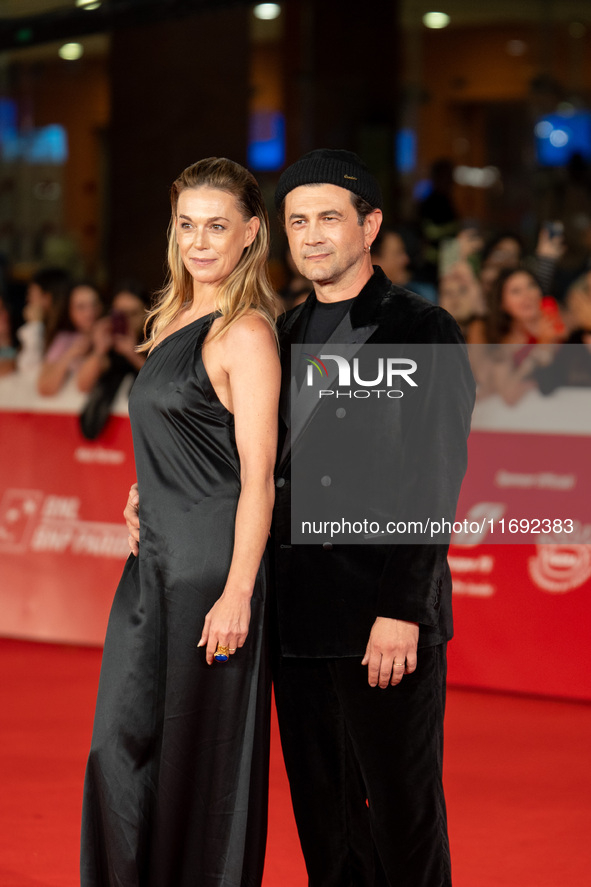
<box><xmin>278</xmin><ymin>269</ymin><xmax>388</xmax><ymax>470</ymax></box>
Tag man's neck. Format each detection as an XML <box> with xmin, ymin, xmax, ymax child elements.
<box><xmin>313</xmin><ymin>260</ymin><xmax>374</xmax><ymax>304</ymax></box>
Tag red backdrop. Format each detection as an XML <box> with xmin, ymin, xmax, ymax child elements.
<box><xmin>1</xmin><ymin>409</ymin><xmax>590</xmax><ymax>700</ymax></box>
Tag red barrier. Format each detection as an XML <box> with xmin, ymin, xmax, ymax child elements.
<box><xmin>0</xmin><ymin>412</ymin><xmax>133</xmax><ymax>646</ymax></box>
<box><xmin>1</xmin><ymin>394</ymin><xmax>590</xmax><ymax>699</ymax></box>
<box><xmin>448</xmin><ymin>427</ymin><xmax>591</xmax><ymax>701</ymax></box>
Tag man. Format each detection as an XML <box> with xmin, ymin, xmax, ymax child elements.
<box><xmin>125</xmin><ymin>149</ymin><xmax>474</xmax><ymax>886</ymax></box>
<box><xmin>271</xmin><ymin>149</ymin><xmax>474</xmax><ymax>887</ymax></box>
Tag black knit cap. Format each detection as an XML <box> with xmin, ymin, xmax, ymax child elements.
<box><xmin>274</xmin><ymin>148</ymin><xmax>383</xmax><ymax>211</ymax></box>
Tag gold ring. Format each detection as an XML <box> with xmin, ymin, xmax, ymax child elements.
<box><xmin>393</xmin><ymin>661</ymin><xmax>406</xmax><ymax>668</ymax></box>
<box><xmin>214</xmin><ymin>644</ymin><xmax>230</xmax><ymax>663</ymax></box>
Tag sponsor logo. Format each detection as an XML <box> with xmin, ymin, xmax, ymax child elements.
<box><xmin>74</xmin><ymin>446</ymin><xmax>126</xmax><ymax>465</ymax></box>
<box><xmin>0</xmin><ymin>489</ymin><xmax>128</xmax><ymax>558</ymax></box>
<box><xmin>528</xmin><ymin>540</ymin><xmax>591</xmax><ymax>593</ymax></box>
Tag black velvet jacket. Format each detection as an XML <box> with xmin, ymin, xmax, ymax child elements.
<box><xmin>272</xmin><ymin>266</ymin><xmax>475</xmax><ymax>657</ymax></box>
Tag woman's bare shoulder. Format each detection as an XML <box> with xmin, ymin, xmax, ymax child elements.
<box><xmin>223</xmin><ymin>312</ymin><xmax>277</xmax><ymax>349</ymax></box>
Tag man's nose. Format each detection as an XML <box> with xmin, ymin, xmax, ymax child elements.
<box><xmin>305</xmin><ymin>221</ymin><xmax>324</xmax><ymax>244</ymax></box>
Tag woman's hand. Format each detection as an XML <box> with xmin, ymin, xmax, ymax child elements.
<box><xmin>66</xmin><ymin>332</ymin><xmax>92</xmax><ymax>361</ymax></box>
<box><xmin>91</xmin><ymin>316</ymin><xmax>114</xmax><ymax>355</ymax></box>
<box><xmin>198</xmin><ymin>591</ymin><xmax>252</xmax><ymax>664</ymax></box>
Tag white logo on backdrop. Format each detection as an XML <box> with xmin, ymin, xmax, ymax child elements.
<box><xmin>0</xmin><ymin>489</ymin><xmax>128</xmax><ymax>558</ymax></box>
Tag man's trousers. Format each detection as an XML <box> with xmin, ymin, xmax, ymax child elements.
<box><xmin>273</xmin><ymin>643</ymin><xmax>451</xmax><ymax>887</ymax></box>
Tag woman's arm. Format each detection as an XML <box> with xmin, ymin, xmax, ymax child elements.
<box><xmin>198</xmin><ymin>314</ymin><xmax>280</xmax><ymax>664</ymax></box>
<box><xmin>76</xmin><ymin>318</ymin><xmax>113</xmax><ymax>393</ymax></box>
<box><xmin>38</xmin><ymin>333</ymin><xmax>91</xmax><ymax>396</ymax></box>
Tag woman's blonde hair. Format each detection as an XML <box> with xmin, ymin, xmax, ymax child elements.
<box><xmin>139</xmin><ymin>157</ymin><xmax>278</xmax><ymax>352</ymax></box>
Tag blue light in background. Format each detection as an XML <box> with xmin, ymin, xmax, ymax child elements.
<box><xmin>0</xmin><ymin>100</ymin><xmax>68</xmax><ymax>164</ymax></box>
<box><xmin>248</xmin><ymin>110</ymin><xmax>285</xmax><ymax>171</ymax></box>
<box><xmin>0</xmin><ymin>98</ymin><xmax>17</xmax><ymax>137</ymax></box>
<box><xmin>26</xmin><ymin>125</ymin><xmax>68</xmax><ymax>163</ymax></box>
<box><xmin>413</xmin><ymin>179</ymin><xmax>433</xmax><ymax>202</ymax></box>
<box><xmin>395</xmin><ymin>128</ymin><xmax>416</xmax><ymax>174</ymax></box>
<box><xmin>534</xmin><ymin>111</ymin><xmax>591</xmax><ymax>166</ymax></box>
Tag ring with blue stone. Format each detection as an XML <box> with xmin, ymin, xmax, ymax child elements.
<box><xmin>214</xmin><ymin>644</ymin><xmax>230</xmax><ymax>663</ymax></box>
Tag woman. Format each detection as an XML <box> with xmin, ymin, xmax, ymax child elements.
<box><xmin>81</xmin><ymin>158</ymin><xmax>280</xmax><ymax>887</ymax></box>
<box><xmin>37</xmin><ymin>281</ymin><xmax>103</xmax><ymax>396</ymax></box>
<box><xmin>78</xmin><ymin>280</ymin><xmax>150</xmax><ymax>439</ymax></box>
<box><xmin>471</xmin><ymin>266</ymin><xmax>565</xmax><ymax>403</ymax></box>
<box><xmin>16</xmin><ymin>267</ymin><xmax>71</xmax><ymax>374</ymax></box>
<box><xmin>484</xmin><ymin>266</ymin><xmax>563</xmax><ymax>346</ymax></box>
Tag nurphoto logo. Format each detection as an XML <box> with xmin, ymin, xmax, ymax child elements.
<box><xmin>303</xmin><ymin>352</ymin><xmax>418</xmax><ymax>399</ymax></box>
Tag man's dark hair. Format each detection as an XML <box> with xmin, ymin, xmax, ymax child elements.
<box><xmin>350</xmin><ymin>193</ymin><xmax>376</xmax><ymax>225</ymax></box>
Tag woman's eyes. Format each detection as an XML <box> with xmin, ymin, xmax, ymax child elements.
<box><xmin>179</xmin><ymin>223</ymin><xmax>226</xmax><ymax>231</ymax></box>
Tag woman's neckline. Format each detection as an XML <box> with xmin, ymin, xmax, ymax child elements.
<box><xmin>148</xmin><ymin>311</ymin><xmax>216</xmax><ymax>356</ymax></box>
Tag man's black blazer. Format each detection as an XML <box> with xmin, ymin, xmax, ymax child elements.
<box><xmin>272</xmin><ymin>267</ymin><xmax>475</xmax><ymax>658</ymax></box>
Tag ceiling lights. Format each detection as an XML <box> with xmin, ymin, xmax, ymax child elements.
<box><xmin>253</xmin><ymin>3</ymin><xmax>281</xmax><ymax>21</ymax></box>
<box><xmin>423</xmin><ymin>12</ymin><xmax>450</xmax><ymax>30</ymax></box>
<box><xmin>59</xmin><ymin>42</ymin><xmax>84</xmax><ymax>60</ymax></box>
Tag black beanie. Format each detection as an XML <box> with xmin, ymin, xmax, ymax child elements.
<box><xmin>274</xmin><ymin>148</ymin><xmax>383</xmax><ymax>211</ymax></box>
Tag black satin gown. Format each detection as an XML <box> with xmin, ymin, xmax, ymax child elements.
<box><xmin>81</xmin><ymin>314</ymin><xmax>270</xmax><ymax>887</ymax></box>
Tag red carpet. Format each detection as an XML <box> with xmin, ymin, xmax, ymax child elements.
<box><xmin>1</xmin><ymin>638</ymin><xmax>590</xmax><ymax>886</ymax></box>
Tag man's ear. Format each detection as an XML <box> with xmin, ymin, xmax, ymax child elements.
<box><xmin>364</xmin><ymin>209</ymin><xmax>383</xmax><ymax>248</ymax></box>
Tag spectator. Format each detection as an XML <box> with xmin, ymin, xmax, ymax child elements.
<box><xmin>78</xmin><ymin>280</ymin><xmax>150</xmax><ymax>439</ymax></box>
<box><xmin>418</xmin><ymin>158</ymin><xmax>459</xmax><ymax>282</ymax></box>
<box><xmin>0</xmin><ymin>293</ymin><xmax>17</xmax><ymax>377</ymax></box>
<box><xmin>530</xmin><ymin>270</ymin><xmax>591</xmax><ymax>394</ymax></box>
<box><xmin>484</xmin><ymin>266</ymin><xmax>564</xmax><ymax>346</ymax></box>
<box><xmin>470</xmin><ymin>267</ymin><xmax>566</xmax><ymax>404</ymax></box>
<box><xmin>37</xmin><ymin>281</ymin><xmax>103</xmax><ymax>397</ymax></box>
<box><xmin>439</xmin><ymin>260</ymin><xmax>486</xmax><ymax>338</ymax></box>
<box><xmin>564</xmin><ymin>269</ymin><xmax>591</xmax><ymax>334</ymax></box>
<box><xmin>479</xmin><ymin>226</ymin><xmax>564</xmax><ymax>303</ymax></box>
<box><xmin>16</xmin><ymin>267</ymin><xmax>71</xmax><ymax>374</ymax></box>
<box><xmin>372</xmin><ymin>226</ymin><xmax>438</xmax><ymax>302</ymax></box>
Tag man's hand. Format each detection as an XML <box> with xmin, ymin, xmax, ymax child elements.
<box><xmin>124</xmin><ymin>482</ymin><xmax>140</xmax><ymax>556</ymax></box>
<box><xmin>361</xmin><ymin>617</ymin><xmax>419</xmax><ymax>688</ymax></box>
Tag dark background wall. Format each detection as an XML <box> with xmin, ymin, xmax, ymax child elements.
<box><xmin>108</xmin><ymin>5</ymin><xmax>251</xmax><ymax>288</ymax></box>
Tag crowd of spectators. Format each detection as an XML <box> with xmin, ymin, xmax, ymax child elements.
<box><xmin>0</xmin><ymin>269</ymin><xmax>150</xmax><ymax>438</ymax></box>
<box><xmin>368</xmin><ymin>164</ymin><xmax>591</xmax><ymax>406</ymax></box>
<box><xmin>276</xmin><ymin>193</ymin><xmax>591</xmax><ymax>405</ymax></box>
<box><xmin>4</xmin><ymin>159</ymin><xmax>591</xmax><ymax>420</ymax></box>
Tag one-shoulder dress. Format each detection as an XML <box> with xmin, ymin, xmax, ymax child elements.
<box><xmin>81</xmin><ymin>314</ymin><xmax>270</xmax><ymax>887</ymax></box>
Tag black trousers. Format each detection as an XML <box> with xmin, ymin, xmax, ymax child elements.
<box><xmin>273</xmin><ymin>645</ymin><xmax>451</xmax><ymax>887</ymax></box>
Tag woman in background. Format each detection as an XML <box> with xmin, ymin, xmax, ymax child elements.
<box><xmin>470</xmin><ymin>267</ymin><xmax>565</xmax><ymax>403</ymax></box>
<box><xmin>16</xmin><ymin>267</ymin><xmax>71</xmax><ymax>374</ymax></box>
<box><xmin>78</xmin><ymin>280</ymin><xmax>150</xmax><ymax>439</ymax></box>
<box><xmin>37</xmin><ymin>280</ymin><xmax>102</xmax><ymax>396</ymax></box>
